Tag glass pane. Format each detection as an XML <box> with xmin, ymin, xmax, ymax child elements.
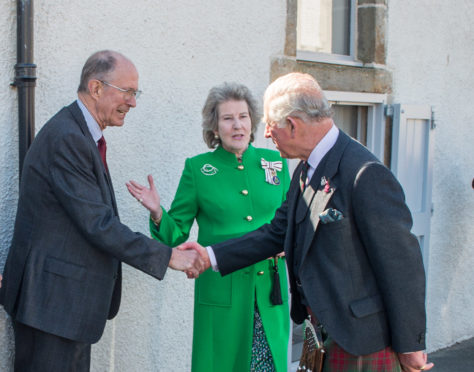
<box><xmin>332</xmin><ymin>0</ymin><xmax>351</xmax><ymax>55</ymax></box>
<box><xmin>332</xmin><ymin>105</ymin><xmax>368</xmax><ymax>145</ymax></box>
<box><xmin>358</xmin><ymin>106</ymin><xmax>368</xmax><ymax>146</ymax></box>
<box><xmin>297</xmin><ymin>0</ymin><xmax>351</xmax><ymax>55</ymax></box>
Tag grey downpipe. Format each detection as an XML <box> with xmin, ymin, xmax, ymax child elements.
<box><xmin>11</xmin><ymin>0</ymin><xmax>36</xmax><ymax>180</ymax></box>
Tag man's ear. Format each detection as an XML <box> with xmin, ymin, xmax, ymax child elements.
<box><xmin>88</xmin><ymin>79</ymin><xmax>102</xmax><ymax>101</ymax></box>
<box><xmin>287</xmin><ymin>116</ymin><xmax>298</xmax><ymax>138</ymax></box>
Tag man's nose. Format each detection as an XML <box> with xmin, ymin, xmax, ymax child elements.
<box><xmin>127</xmin><ymin>95</ymin><xmax>137</xmax><ymax>108</ymax></box>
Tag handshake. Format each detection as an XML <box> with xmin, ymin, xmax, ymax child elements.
<box><xmin>168</xmin><ymin>242</ymin><xmax>212</xmax><ymax>278</ymax></box>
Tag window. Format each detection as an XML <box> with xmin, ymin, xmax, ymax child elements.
<box><xmin>333</xmin><ymin>105</ymin><xmax>368</xmax><ymax>145</ymax></box>
<box><xmin>325</xmin><ymin>91</ymin><xmax>387</xmax><ymax>163</ymax></box>
<box><xmin>297</xmin><ymin>0</ymin><xmax>360</xmax><ymax>65</ymax></box>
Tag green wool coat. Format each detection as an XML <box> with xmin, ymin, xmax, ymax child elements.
<box><xmin>150</xmin><ymin>144</ymin><xmax>290</xmax><ymax>372</ymax></box>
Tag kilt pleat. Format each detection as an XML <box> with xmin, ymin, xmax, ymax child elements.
<box><xmin>323</xmin><ymin>338</ymin><xmax>401</xmax><ymax>372</ymax></box>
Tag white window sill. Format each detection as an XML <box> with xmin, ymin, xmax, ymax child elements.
<box><xmin>296</xmin><ymin>50</ymin><xmax>364</xmax><ymax>67</ymax></box>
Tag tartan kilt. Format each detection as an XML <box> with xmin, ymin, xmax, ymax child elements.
<box><xmin>322</xmin><ymin>338</ymin><xmax>401</xmax><ymax>372</ymax></box>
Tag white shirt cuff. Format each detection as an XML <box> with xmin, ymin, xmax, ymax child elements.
<box><xmin>206</xmin><ymin>246</ymin><xmax>219</xmax><ymax>272</ymax></box>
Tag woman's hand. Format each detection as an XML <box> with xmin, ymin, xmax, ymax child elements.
<box><xmin>126</xmin><ymin>175</ymin><xmax>162</xmax><ymax>220</ymax></box>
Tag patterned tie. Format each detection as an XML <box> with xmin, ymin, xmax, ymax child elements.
<box><xmin>97</xmin><ymin>136</ymin><xmax>108</xmax><ymax>171</ymax></box>
<box><xmin>300</xmin><ymin>161</ymin><xmax>309</xmax><ymax>192</ymax></box>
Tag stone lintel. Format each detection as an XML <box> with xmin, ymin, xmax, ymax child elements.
<box><xmin>270</xmin><ymin>56</ymin><xmax>392</xmax><ymax>94</ymax></box>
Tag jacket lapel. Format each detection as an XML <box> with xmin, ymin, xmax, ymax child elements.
<box><xmin>67</xmin><ymin>102</ymin><xmax>119</xmax><ymax>216</ymax></box>
<box><xmin>299</xmin><ymin>178</ymin><xmax>335</xmax><ymax>264</ymax></box>
<box><xmin>105</xmin><ymin>167</ymin><xmax>118</xmax><ymax>216</ymax></box>
<box><xmin>298</xmin><ymin>130</ymin><xmax>351</xmax><ymax>265</ymax></box>
<box><xmin>284</xmin><ymin>161</ymin><xmax>305</xmax><ymax>269</ymax></box>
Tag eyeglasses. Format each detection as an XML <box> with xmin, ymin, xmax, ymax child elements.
<box><xmin>99</xmin><ymin>80</ymin><xmax>142</xmax><ymax>100</ymax></box>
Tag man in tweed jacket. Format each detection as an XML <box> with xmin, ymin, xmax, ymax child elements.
<box><xmin>0</xmin><ymin>50</ymin><xmax>203</xmax><ymax>372</ymax></box>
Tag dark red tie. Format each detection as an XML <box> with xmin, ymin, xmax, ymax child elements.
<box><xmin>97</xmin><ymin>136</ymin><xmax>108</xmax><ymax>171</ymax></box>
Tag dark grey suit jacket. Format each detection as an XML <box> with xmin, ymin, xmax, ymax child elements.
<box><xmin>213</xmin><ymin>130</ymin><xmax>427</xmax><ymax>355</ymax></box>
<box><xmin>0</xmin><ymin>102</ymin><xmax>171</xmax><ymax>344</ymax></box>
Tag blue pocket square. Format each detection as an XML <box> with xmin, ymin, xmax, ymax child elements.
<box><xmin>319</xmin><ymin>208</ymin><xmax>344</xmax><ymax>224</ymax></box>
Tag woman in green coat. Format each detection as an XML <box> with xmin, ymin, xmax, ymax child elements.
<box><xmin>127</xmin><ymin>83</ymin><xmax>290</xmax><ymax>371</ymax></box>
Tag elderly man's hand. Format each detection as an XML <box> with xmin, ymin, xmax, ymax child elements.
<box><xmin>398</xmin><ymin>351</ymin><xmax>434</xmax><ymax>372</ymax></box>
<box><xmin>178</xmin><ymin>242</ymin><xmax>211</xmax><ymax>277</ymax></box>
<box><xmin>168</xmin><ymin>247</ymin><xmax>206</xmax><ymax>278</ymax></box>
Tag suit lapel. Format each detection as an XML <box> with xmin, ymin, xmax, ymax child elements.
<box><xmin>300</xmin><ymin>184</ymin><xmax>335</xmax><ymax>260</ymax></box>
<box><xmin>284</xmin><ymin>161</ymin><xmax>305</xmax><ymax>269</ymax></box>
<box><xmin>298</xmin><ymin>130</ymin><xmax>351</xmax><ymax>265</ymax></box>
<box><xmin>106</xmin><ymin>168</ymin><xmax>119</xmax><ymax>216</ymax></box>
<box><xmin>67</xmin><ymin>102</ymin><xmax>119</xmax><ymax>216</ymax></box>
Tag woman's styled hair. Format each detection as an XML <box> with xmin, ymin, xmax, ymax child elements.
<box><xmin>202</xmin><ymin>82</ymin><xmax>260</xmax><ymax>148</ymax></box>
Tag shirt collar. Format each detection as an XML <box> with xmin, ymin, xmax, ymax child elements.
<box><xmin>77</xmin><ymin>98</ymin><xmax>103</xmax><ymax>144</ymax></box>
<box><xmin>306</xmin><ymin>124</ymin><xmax>339</xmax><ymax>179</ymax></box>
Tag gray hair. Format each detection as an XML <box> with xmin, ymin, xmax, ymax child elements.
<box><xmin>263</xmin><ymin>72</ymin><xmax>333</xmax><ymax>127</ymax></box>
<box><xmin>202</xmin><ymin>82</ymin><xmax>260</xmax><ymax>149</ymax></box>
<box><xmin>77</xmin><ymin>50</ymin><xmax>121</xmax><ymax>93</ymax></box>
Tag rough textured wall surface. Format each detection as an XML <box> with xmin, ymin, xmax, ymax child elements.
<box><xmin>387</xmin><ymin>0</ymin><xmax>474</xmax><ymax>352</ymax></box>
<box><xmin>0</xmin><ymin>0</ymin><xmax>286</xmax><ymax>371</ymax></box>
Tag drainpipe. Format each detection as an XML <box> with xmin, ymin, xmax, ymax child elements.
<box><xmin>11</xmin><ymin>0</ymin><xmax>36</xmax><ymax>180</ymax></box>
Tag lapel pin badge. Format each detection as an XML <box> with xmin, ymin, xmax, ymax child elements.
<box><xmin>322</xmin><ymin>177</ymin><xmax>331</xmax><ymax>193</ymax></box>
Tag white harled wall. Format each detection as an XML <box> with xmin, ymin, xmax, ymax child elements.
<box><xmin>387</xmin><ymin>0</ymin><xmax>474</xmax><ymax>352</ymax></box>
<box><xmin>0</xmin><ymin>1</ymin><xmax>286</xmax><ymax>371</ymax></box>
<box><xmin>1</xmin><ymin>0</ymin><xmax>473</xmax><ymax>370</ymax></box>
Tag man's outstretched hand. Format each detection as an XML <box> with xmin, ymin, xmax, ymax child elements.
<box><xmin>177</xmin><ymin>242</ymin><xmax>211</xmax><ymax>278</ymax></box>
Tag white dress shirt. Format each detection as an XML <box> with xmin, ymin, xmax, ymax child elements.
<box><xmin>305</xmin><ymin>124</ymin><xmax>339</xmax><ymax>185</ymax></box>
<box><xmin>77</xmin><ymin>98</ymin><xmax>103</xmax><ymax>145</ymax></box>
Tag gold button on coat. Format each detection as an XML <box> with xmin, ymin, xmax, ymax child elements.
<box><xmin>241</xmin><ymin>190</ymin><xmax>249</xmax><ymax>195</ymax></box>
<box><xmin>257</xmin><ymin>271</ymin><xmax>264</xmax><ymax>275</ymax></box>
<box><xmin>246</xmin><ymin>216</ymin><xmax>253</xmax><ymax>221</ymax></box>
<box><xmin>237</xmin><ymin>165</ymin><xmax>244</xmax><ymax>170</ymax></box>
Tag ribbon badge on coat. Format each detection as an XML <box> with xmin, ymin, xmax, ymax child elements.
<box><xmin>261</xmin><ymin>158</ymin><xmax>282</xmax><ymax>185</ymax></box>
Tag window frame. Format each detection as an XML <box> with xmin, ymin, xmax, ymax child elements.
<box><xmin>325</xmin><ymin>90</ymin><xmax>387</xmax><ymax>162</ymax></box>
<box><xmin>296</xmin><ymin>0</ymin><xmax>362</xmax><ymax>66</ymax></box>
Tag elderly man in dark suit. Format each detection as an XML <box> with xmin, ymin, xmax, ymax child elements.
<box><xmin>0</xmin><ymin>50</ymin><xmax>204</xmax><ymax>372</ymax></box>
<box><xmin>181</xmin><ymin>73</ymin><xmax>433</xmax><ymax>372</ymax></box>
